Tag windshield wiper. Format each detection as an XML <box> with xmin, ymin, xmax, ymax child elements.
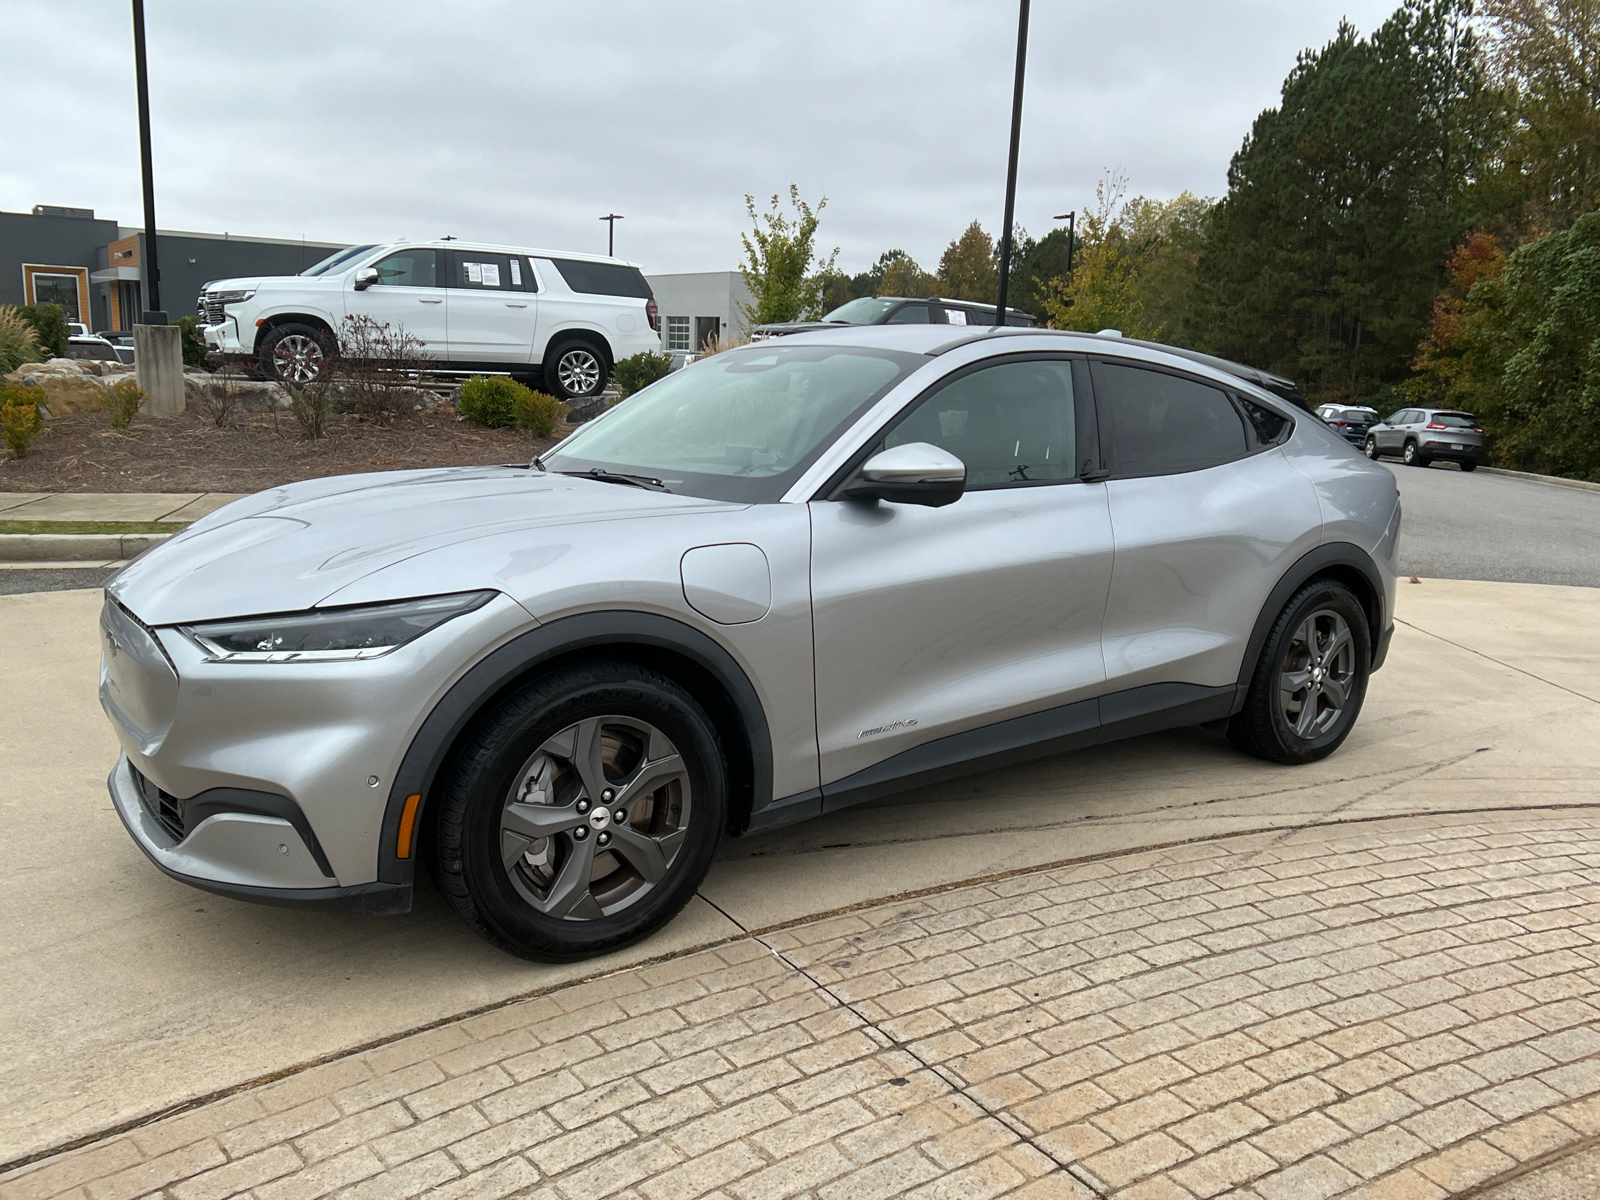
<box><xmin>559</xmin><ymin>468</ymin><xmax>670</xmax><ymax>492</ymax></box>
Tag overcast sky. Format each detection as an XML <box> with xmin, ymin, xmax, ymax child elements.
<box><xmin>5</xmin><ymin>1</ymin><xmax>1400</xmax><ymax>275</ymax></box>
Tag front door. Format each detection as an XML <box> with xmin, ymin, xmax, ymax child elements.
<box><xmin>444</xmin><ymin>251</ymin><xmax>538</xmax><ymax>364</ymax></box>
<box><xmin>809</xmin><ymin>355</ymin><xmax>1114</xmax><ymax>801</ymax></box>
<box><xmin>345</xmin><ymin>248</ymin><xmax>448</xmax><ymax>358</ymax></box>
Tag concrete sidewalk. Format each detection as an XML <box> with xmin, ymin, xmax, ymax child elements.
<box><xmin>0</xmin><ymin>493</ymin><xmax>247</xmax><ymax>563</ymax></box>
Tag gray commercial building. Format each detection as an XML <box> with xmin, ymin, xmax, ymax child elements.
<box><xmin>644</xmin><ymin>271</ymin><xmax>753</xmax><ymax>359</ymax></box>
<box><xmin>1</xmin><ymin>203</ymin><xmax>344</xmax><ymax>332</ymax></box>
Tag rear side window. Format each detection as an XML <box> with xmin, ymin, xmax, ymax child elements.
<box><xmin>449</xmin><ymin>252</ymin><xmax>516</xmax><ymax>291</ymax></box>
<box><xmin>1239</xmin><ymin>397</ymin><xmax>1292</xmax><ymax>445</ymax></box>
<box><xmin>1095</xmin><ymin>362</ymin><xmax>1248</xmax><ymax>476</ymax></box>
<box><xmin>549</xmin><ymin>259</ymin><xmax>652</xmax><ymax>299</ymax></box>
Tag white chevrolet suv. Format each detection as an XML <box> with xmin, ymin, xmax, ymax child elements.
<box><xmin>198</xmin><ymin>241</ymin><xmax>662</xmax><ymax>400</ymax></box>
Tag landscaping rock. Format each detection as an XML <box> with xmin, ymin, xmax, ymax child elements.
<box><xmin>3</xmin><ymin>361</ymin><xmax>112</xmax><ymax>416</ymax></box>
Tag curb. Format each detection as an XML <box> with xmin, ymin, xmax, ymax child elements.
<box><xmin>1479</xmin><ymin>466</ymin><xmax>1600</xmax><ymax>493</ymax></box>
<box><xmin>0</xmin><ymin>533</ymin><xmax>170</xmax><ymax>563</ymax></box>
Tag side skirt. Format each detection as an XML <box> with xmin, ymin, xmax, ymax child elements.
<box><xmin>752</xmin><ymin>681</ymin><xmax>1238</xmax><ymax>833</ymax></box>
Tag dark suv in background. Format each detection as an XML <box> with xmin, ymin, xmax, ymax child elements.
<box><xmin>1365</xmin><ymin>408</ymin><xmax>1485</xmax><ymax>469</ymax></box>
<box><xmin>1315</xmin><ymin>403</ymin><xmax>1380</xmax><ymax>445</ymax></box>
<box><xmin>752</xmin><ymin>295</ymin><xmax>1036</xmax><ymax>339</ymax></box>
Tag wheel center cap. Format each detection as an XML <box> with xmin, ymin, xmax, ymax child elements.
<box><xmin>588</xmin><ymin>808</ymin><xmax>611</xmax><ymax>831</ymax></box>
<box><xmin>1312</xmin><ymin>667</ymin><xmax>1324</xmax><ymax>682</ymax></box>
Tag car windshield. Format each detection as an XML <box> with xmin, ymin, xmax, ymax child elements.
<box><xmin>544</xmin><ymin>344</ymin><xmax>924</xmax><ymax>502</ymax></box>
<box><xmin>1432</xmin><ymin>412</ymin><xmax>1478</xmax><ymax>428</ymax></box>
<box><xmin>299</xmin><ymin>245</ymin><xmax>377</xmax><ymax>276</ymax></box>
<box><xmin>821</xmin><ymin>298</ymin><xmax>897</xmax><ymax>324</ymax></box>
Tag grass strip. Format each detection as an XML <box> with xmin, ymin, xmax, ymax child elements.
<box><xmin>0</xmin><ymin>520</ymin><xmax>189</xmax><ymax>535</ymax></box>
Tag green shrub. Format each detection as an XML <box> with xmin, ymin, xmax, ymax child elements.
<box><xmin>513</xmin><ymin>388</ymin><xmax>568</xmax><ymax>437</ymax></box>
<box><xmin>1</xmin><ymin>383</ymin><xmax>46</xmax><ymax>458</ymax></box>
<box><xmin>177</xmin><ymin>315</ymin><xmax>210</xmax><ymax>368</ymax></box>
<box><xmin>17</xmin><ymin>303</ymin><xmax>68</xmax><ymax>358</ymax></box>
<box><xmin>0</xmin><ymin>306</ymin><xmax>43</xmax><ymax>374</ymax></box>
<box><xmin>280</xmin><ymin>380</ymin><xmax>335</xmax><ymax>440</ymax></box>
<box><xmin>105</xmin><ymin>378</ymin><xmax>145</xmax><ymax>428</ymax></box>
<box><xmin>612</xmin><ymin>350</ymin><xmax>673</xmax><ymax>398</ymax></box>
<box><xmin>458</xmin><ymin>374</ymin><xmax>524</xmax><ymax>427</ymax></box>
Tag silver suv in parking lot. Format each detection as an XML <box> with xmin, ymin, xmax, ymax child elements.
<box><xmin>197</xmin><ymin>241</ymin><xmax>662</xmax><ymax>401</ymax></box>
<box><xmin>1365</xmin><ymin>407</ymin><xmax>1485</xmax><ymax>469</ymax></box>
<box><xmin>100</xmin><ymin>326</ymin><xmax>1399</xmax><ymax>960</ymax></box>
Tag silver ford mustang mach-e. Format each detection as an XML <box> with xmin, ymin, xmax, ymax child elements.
<box><xmin>100</xmin><ymin>326</ymin><xmax>1399</xmax><ymax>960</ymax></box>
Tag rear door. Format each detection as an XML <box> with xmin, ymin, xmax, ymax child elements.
<box><xmin>1092</xmin><ymin>358</ymin><xmax>1322</xmax><ymax>705</ymax></box>
<box><xmin>346</xmin><ymin>248</ymin><xmax>447</xmax><ymax>356</ymax></box>
<box><xmin>809</xmin><ymin>355</ymin><xmax>1114</xmax><ymax>801</ymax></box>
<box><xmin>442</xmin><ymin>251</ymin><xmax>538</xmax><ymax>365</ymax></box>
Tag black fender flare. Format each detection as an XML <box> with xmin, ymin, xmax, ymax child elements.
<box><xmin>375</xmin><ymin>611</ymin><xmax>773</xmax><ymax>887</ymax></box>
<box><xmin>1234</xmin><ymin>541</ymin><xmax>1390</xmax><ymax>705</ymax></box>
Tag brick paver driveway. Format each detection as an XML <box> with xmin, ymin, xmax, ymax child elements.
<box><xmin>7</xmin><ymin>809</ymin><xmax>1597</xmax><ymax>1200</ymax></box>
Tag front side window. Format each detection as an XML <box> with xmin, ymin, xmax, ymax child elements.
<box><xmin>885</xmin><ymin>304</ymin><xmax>932</xmax><ymax>325</ymax></box>
<box><xmin>301</xmin><ymin>245</ymin><xmax>377</xmax><ymax>276</ymax></box>
<box><xmin>1096</xmin><ymin>361</ymin><xmax>1247</xmax><ymax>476</ymax></box>
<box><xmin>370</xmin><ymin>249</ymin><xmax>437</xmax><ymax>288</ymax></box>
<box><xmin>545</xmin><ymin>345</ymin><xmax>923</xmax><ymax>502</ymax></box>
<box><xmin>886</xmin><ymin>359</ymin><xmax>1077</xmax><ymax>488</ymax></box>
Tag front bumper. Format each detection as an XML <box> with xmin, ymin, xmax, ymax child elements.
<box><xmin>108</xmin><ymin>755</ymin><xmax>410</xmax><ymax>913</ymax></box>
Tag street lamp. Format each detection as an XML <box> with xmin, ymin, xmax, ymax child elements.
<box><xmin>1053</xmin><ymin>211</ymin><xmax>1076</xmax><ymax>276</ymax></box>
<box><xmin>599</xmin><ymin>213</ymin><xmax>624</xmax><ymax>257</ymax></box>
<box><xmin>131</xmin><ymin>0</ymin><xmax>164</xmax><ymax>323</ymax></box>
<box><xmin>992</xmin><ymin>0</ymin><xmax>1031</xmax><ymax>328</ymax></box>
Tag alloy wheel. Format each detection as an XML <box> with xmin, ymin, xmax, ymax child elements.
<box><xmin>499</xmin><ymin>715</ymin><xmax>690</xmax><ymax>920</ymax></box>
<box><xmin>557</xmin><ymin>348</ymin><xmax>602</xmax><ymax>396</ymax></box>
<box><xmin>1365</xmin><ymin>437</ymin><xmax>1379</xmax><ymax>459</ymax></box>
<box><xmin>1279</xmin><ymin>609</ymin><xmax>1356</xmax><ymax>739</ymax></box>
<box><xmin>272</xmin><ymin>334</ymin><xmax>325</xmax><ymax>384</ymax></box>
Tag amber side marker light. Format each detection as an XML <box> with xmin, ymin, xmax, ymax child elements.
<box><xmin>396</xmin><ymin>793</ymin><xmax>422</xmax><ymax>859</ymax></box>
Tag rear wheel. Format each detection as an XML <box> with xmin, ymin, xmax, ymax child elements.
<box><xmin>1460</xmin><ymin>460</ymin><xmax>1478</xmax><ymax>472</ymax></box>
<box><xmin>543</xmin><ymin>339</ymin><xmax>609</xmax><ymax>401</ymax></box>
<box><xmin>1229</xmin><ymin>579</ymin><xmax>1370</xmax><ymax>765</ymax></box>
<box><xmin>1402</xmin><ymin>440</ymin><xmax>1429</xmax><ymax>467</ymax></box>
<box><xmin>433</xmin><ymin>662</ymin><xmax>725</xmax><ymax>961</ymax></box>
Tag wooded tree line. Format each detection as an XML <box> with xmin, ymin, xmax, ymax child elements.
<box><xmin>742</xmin><ymin>0</ymin><xmax>1600</xmax><ymax>479</ymax></box>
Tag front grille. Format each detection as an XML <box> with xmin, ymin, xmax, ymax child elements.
<box><xmin>201</xmin><ymin>295</ymin><xmax>227</xmax><ymax>327</ymax></box>
<box><xmin>131</xmin><ymin>764</ymin><xmax>185</xmax><ymax>842</ymax></box>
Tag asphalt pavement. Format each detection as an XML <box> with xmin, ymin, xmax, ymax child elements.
<box><xmin>1385</xmin><ymin>461</ymin><xmax>1600</xmax><ymax>587</ymax></box>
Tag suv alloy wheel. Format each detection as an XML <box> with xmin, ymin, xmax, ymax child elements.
<box><xmin>259</xmin><ymin>323</ymin><xmax>331</xmax><ymax>384</ymax></box>
<box><xmin>1365</xmin><ymin>435</ymin><xmax>1380</xmax><ymax>460</ymax></box>
<box><xmin>433</xmin><ymin>662</ymin><xmax>725</xmax><ymax>961</ymax></box>
<box><xmin>1402</xmin><ymin>440</ymin><xmax>1427</xmax><ymax>467</ymax></box>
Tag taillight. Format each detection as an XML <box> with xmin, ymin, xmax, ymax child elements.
<box><xmin>1335</xmin><ymin>420</ymin><xmax>1348</xmax><ymax>427</ymax></box>
<box><xmin>1427</xmin><ymin>422</ymin><xmax>1448</xmax><ymax>429</ymax></box>
<box><xmin>646</xmin><ymin>299</ymin><xmax>660</xmax><ymax>332</ymax></box>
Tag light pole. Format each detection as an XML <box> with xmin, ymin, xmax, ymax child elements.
<box><xmin>1053</xmin><ymin>210</ymin><xmax>1076</xmax><ymax>277</ymax></box>
<box><xmin>992</xmin><ymin>0</ymin><xmax>1031</xmax><ymax>328</ymax></box>
<box><xmin>599</xmin><ymin>213</ymin><xmax>624</xmax><ymax>257</ymax></box>
<box><xmin>131</xmin><ymin>0</ymin><xmax>164</xmax><ymax>323</ymax></box>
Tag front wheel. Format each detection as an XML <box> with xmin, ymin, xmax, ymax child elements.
<box><xmin>1364</xmin><ymin>436</ymin><xmax>1380</xmax><ymax>460</ymax></box>
<box><xmin>433</xmin><ymin>662</ymin><xmax>725</xmax><ymax>961</ymax></box>
<box><xmin>1228</xmin><ymin>579</ymin><xmax>1371</xmax><ymax>765</ymax></box>
<box><xmin>258</xmin><ymin>323</ymin><xmax>331</xmax><ymax>384</ymax></box>
<box><xmin>543</xmin><ymin>340</ymin><xmax>609</xmax><ymax>401</ymax></box>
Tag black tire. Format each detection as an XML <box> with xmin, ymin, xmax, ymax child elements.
<box><xmin>1364</xmin><ymin>436</ymin><xmax>1381</xmax><ymax>460</ymax></box>
<box><xmin>433</xmin><ymin>661</ymin><xmax>725</xmax><ymax>962</ymax></box>
<box><xmin>258</xmin><ymin>322</ymin><xmax>332</xmax><ymax>384</ymax></box>
<box><xmin>1228</xmin><ymin>579</ymin><xmax>1371</xmax><ymax>765</ymax></box>
<box><xmin>543</xmin><ymin>339</ymin><xmax>609</xmax><ymax>401</ymax></box>
<box><xmin>1402</xmin><ymin>440</ymin><xmax>1429</xmax><ymax>467</ymax></box>
<box><xmin>1460</xmin><ymin>460</ymin><xmax>1478</xmax><ymax>472</ymax></box>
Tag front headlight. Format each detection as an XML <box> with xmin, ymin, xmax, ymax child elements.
<box><xmin>213</xmin><ymin>289</ymin><xmax>256</xmax><ymax>305</ymax></box>
<box><xmin>179</xmin><ymin>591</ymin><xmax>495</xmax><ymax>662</ymax></box>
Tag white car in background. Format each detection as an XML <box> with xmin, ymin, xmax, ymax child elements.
<box><xmin>197</xmin><ymin>242</ymin><xmax>662</xmax><ymax>400</ymax></box>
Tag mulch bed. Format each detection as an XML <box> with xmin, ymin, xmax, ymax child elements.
<box><xmin>0</xmin><ymin>406</ymin><xmax>564</xmax><ymax>494</ymax></box>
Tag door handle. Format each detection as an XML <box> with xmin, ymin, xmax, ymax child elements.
<box><xmin>419</xmin><ymin>297</ymin><xmax>443</xmax><ymax>304</ymax></box>
<box><xmin>505</xmin><ymin>302</ymin><xmax>528</xmax><ymax>308</ymax></box>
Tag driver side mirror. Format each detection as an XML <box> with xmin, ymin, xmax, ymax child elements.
<box><xmin>353</xmin><ymin>267</ymin><xmax>379</xmax><ymax>291</ymax></box>
<box><xmin>843</xmin><ymin>442</ymin><xmax>965</xmax><ymax>508</ymax></box>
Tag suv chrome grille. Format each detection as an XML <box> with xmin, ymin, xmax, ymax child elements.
<box><xmin>131</xmin><ymin>764</ymin><xmax>185</xmax><ymax>842</ymax></box>
<box><xmin>201</xmin><ymin>295</ymin><xmax>227</xmax><ymax>327</ymax></box>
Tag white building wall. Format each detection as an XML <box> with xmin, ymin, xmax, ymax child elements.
<box><xmin>644</xmin><ymin>271</ymin><xmax>753</xmax><ymax>358</ymax></box>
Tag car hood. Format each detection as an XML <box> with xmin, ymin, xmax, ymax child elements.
<box><xmin>109</xmin><ymin>466</ymin><xmax>733</xmax><ymax>625</ymax></box>
<box><xmin>200</xmin><ymin>276</ymin><xmax>273</xmax><ymax>292</ymax></box>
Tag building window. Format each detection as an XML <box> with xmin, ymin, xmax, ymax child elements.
<box><xmin>666</xmin><ymin>316</ymin><xmax>691</xmax><ymax>351</ymax></box>
<box><xmin>23</xmin><ymin>265</ymin><xmax>89</xmax><ymax>323</ymax></box>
